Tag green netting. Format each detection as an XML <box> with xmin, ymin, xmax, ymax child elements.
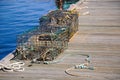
<box><xmin>15</xmin><ymin>10</ymin><xmax>78</xmax><ymax>61</ymax></box>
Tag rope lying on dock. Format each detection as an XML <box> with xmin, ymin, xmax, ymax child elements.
<box><xmin>31</xmin><ymin>52</ymin><xmax>94</xmax><ymax>77</ymax></box>
<box><xmin>43</xmin><ymin>53</ymin><xmax>94</xmax><ymax>77</ymax></box>
<box><xmin>0</xmin><ymin>61</ymin><xmax>25</xmax><ymax>72</ymax></box>
<box><xmin>64</xmin><ymin>54</ymin><xmax>94</xmax><ymax>77</ymax></box>
<box><xmin>65</xmin><ymin>63</ymin><xmax>94</xmax><ymax>77</ymax></box>
<box><xmin>43</xmin><ymin>54</ymin><xmax>90</xmax><ymax>64</ymax></box>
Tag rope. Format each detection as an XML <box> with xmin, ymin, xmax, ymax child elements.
<box><xmin>65</xmin><ymin>63</ymin><xmax>94</xmax><ymax>77</ymax></box>
<box><xmin>43</xmin><ymin>54</ymin><xmax>70</xmax><ymax>64</ymax></box>
<box><xmin>43</xmin><ymin>53</ymin><xmax>94</xmax><ymax>77</ymax></box>
<box><xmin>0</xmin><ymin>62</ymin><xmax>25</xmax><ymax>72</ymax></box>
<box><xmin>31</xmin><ymin>52</ymin><xmax>94</xmax><ymax>77</ymax></box>
<box><xmin>43</xmin><ymin>53</ymin><xmax>90</xmax><ymax>64</ymax></box>
<box><xmin>64</xmin><ymin>54</ymin><xmax>94</xmax><ymax>77</ymax></box>
<box><xmin>32</xmin><ymin>53</ymin><xmax>91</xmax><ymax>64</ymax></box>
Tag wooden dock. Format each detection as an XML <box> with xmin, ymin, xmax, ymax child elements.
<box><xmin>0</xmin><ymin>0</ymin><xmax>120</xmax><ymax>80</ymax></box>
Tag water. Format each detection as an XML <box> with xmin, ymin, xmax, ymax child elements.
<box><xmin>0</xmin><ymin>0</ymin><xmax>79</xmax><ymax>60</ymax></box>
<box><xmin>0</xmin><ymin>0</ymin><xmax>57</xmax><ymax>60</ymax></box>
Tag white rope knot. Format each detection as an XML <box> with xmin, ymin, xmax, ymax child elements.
<box><xmin>75</xmin><ymin>64</ymin><xmax>87</xmax><ymax>69</ymax></box>
<box><xmin>0</xmin><ymin>62</ymin><xmax>25</xmax><ymax>72</ymax></box>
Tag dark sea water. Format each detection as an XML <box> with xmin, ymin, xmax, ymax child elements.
<box><xmin>0</xmin><ymin>0</ymin><xmax>57</xmax><ymax>60</ymax></box>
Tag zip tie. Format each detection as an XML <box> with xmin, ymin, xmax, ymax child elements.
<box><xmin>82</xmin><ymin>11</ymin><xmax>90</xmax><ymax>16</ymax></box>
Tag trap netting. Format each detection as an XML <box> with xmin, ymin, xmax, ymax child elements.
<box><xmin>15</xmin><ymin>10</ymin><xmax>78</xmax><ymax>61</ymax></box>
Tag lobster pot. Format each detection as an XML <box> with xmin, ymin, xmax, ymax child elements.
<box><xmin>36</xmin><ymin>40</ymin><xmax>68</xmax><ymax>61</ymax></box>
<box><xmin>14</xmin><ymin>10</ymin><xmax>78</xmax><ymax>61</ymax></box>
<box><xmin>38</xmin><ymin>41</ymin><xmax>68</xmax><ymax>49</ymax></box>
<box><xmin>68</xmin><ymin>13</ymin><xmax>78</xmax><ymax>40</ymax></box>
<box><xmin>28</xmin><ymin>32</ymin><xmax>69</xmax><ymax>50</ymax></box>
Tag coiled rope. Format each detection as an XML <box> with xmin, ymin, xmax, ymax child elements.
<box><xmin>43</xmin><ymin>53</ymin><xmax>94</xmax><ymax>77</ymax></box>
<box><xmin>65</xmin><ymin>63</ymin><xmax>94</xmax><ymax>77</ymax></box>
<box><xmin>0</xmin><ymin>61</ymin><xmax>25</xmax><ymax>72</ymax></box>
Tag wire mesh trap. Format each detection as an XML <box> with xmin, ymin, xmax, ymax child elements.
<box><xmin>14</xmin><ymin>10</ymin><xmax>78</xmax><ymax>62</ymax></box>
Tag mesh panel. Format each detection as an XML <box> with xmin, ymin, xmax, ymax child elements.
<box><xmin>15</xmin><ymin>10</ymin><xmax>78</xmax><ymax>61</ymax></box>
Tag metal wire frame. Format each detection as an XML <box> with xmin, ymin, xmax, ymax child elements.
<box><xmin>15</xmin><ymin>10</ymin><xmax>78</xmax><ymax>61</ymax></box>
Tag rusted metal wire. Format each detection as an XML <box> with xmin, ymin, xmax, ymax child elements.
<box><xmin>14</xmin><ymin>10</ymin><xmax>78</xmax><ymax>62</ymax></box>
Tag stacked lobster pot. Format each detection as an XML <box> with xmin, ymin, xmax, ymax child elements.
<box><xmin>14</xmin><ymin>10</ymin><xmax>78</xmax><ymax>62</ymax></box>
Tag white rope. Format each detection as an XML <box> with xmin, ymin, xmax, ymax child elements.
<box><xmin>65</xmin><ymin>62</ymin><xmax>94</xmax><ymax>77</ymax></box>
<box><xmin>65</xmin><ymin>55</ymin><xmax>94</xmax><ymax>77</ymax></box>
<box><xmin>0</xmin><ymin>62</ymin><xmax>25</xmax><ymax>72</ymax></box>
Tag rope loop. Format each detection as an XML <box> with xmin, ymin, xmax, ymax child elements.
<box><xmin>0</xmin><ymin>61</ymin><xmax>25</xmax><ymax>72</ymax></box>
